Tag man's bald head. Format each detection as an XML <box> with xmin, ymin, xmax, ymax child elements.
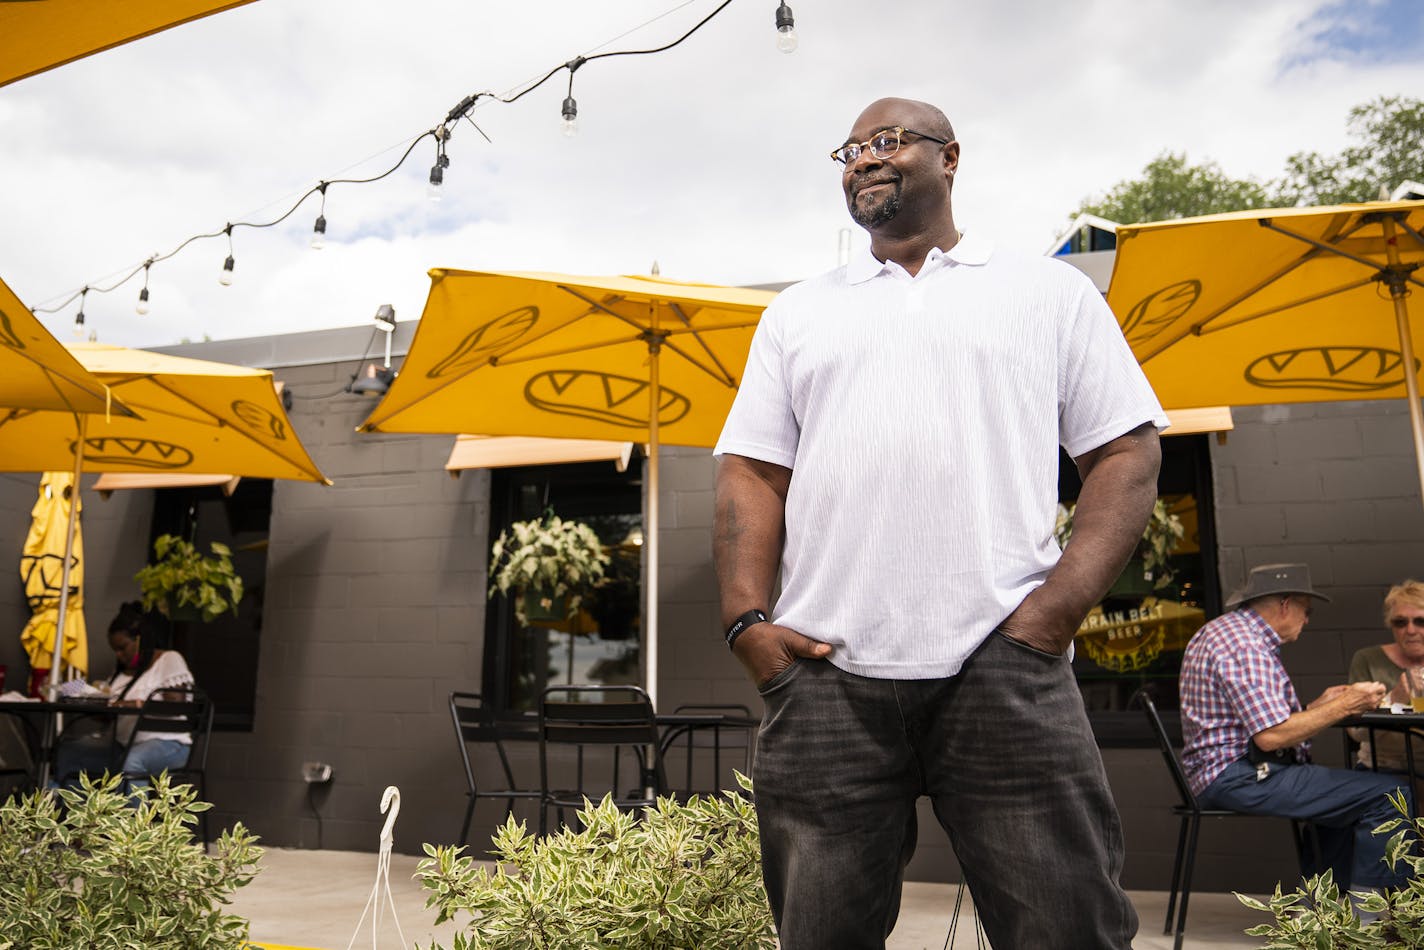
<box><xmin>855</xmin><ymin>98</ymin><xmax>955</xmax><ymax>144</ymax></box>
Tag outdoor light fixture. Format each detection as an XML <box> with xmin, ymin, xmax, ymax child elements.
<box><xmin>349</xmin><ymin>304</ymin><xmax>398</xmax><ymax>397</ymax></box>
<box><xmin>427</xmin><ymin>162</ymin><xmax>444</xmax><ymax>202</ymax></box>
<box><xmin>219</xmin><ymin>224</ymin><xmax>236</xmax><ymax>286</ymax></box>
<box><xmin>73</xmin><ymin>288</ymin><xmax>87</xmax><ymax>334</ymax></box>
<box><xmin>428</xmin><ymin>130</ymin><xmax>450</xmax><ymax>202</ymax></box>
<box><xmin>774</xmin><ymin>1</ymin><xmax>798</xmax><ymax>52</ymax></box>
<box><xmin>311</xmin><ymin>183</ymin><xmax>328</xmax><ymax>249</ymax></box>
<box><xmin>136</xmin><ymin>261</ymin><xmax>152</xmax><ymax>315</ymax></box>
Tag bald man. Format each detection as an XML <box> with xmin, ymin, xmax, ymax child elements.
<box><xmin>713</xmin><ymin>98</ymin><xmax>1166</xmax><ymax>949</ymax></box>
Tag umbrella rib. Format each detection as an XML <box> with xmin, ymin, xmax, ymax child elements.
<box><xmin>1188</xmin><ymin>215</ymin><xmax>1377</xmax><ymax>335</ymax></box>
<box><xmin>489</xmin><ymin>334</ymin><xmax>645</xmax><ymax>366</ymax></box>
<box><xmin>659</xmin><ymin>338</ymin><xmax>738</xmax><ymax>388</ymax></box>
<box><xmin>667</xmin><ymin>302</ymin><xmax>737</xmax><ymax>388</ymax></box>
<box><xmin>1261</xmin><ymin>218</ymin><xmax>1398</xmax><ymax>274</ymax></box>
<box><xmin>1197</xmin><ymin>276</ymin><xmax>1378</xmax><ymax>333</ymax></box>
<box><xmin>557</xmin><ymin>285</ymin><xmax>649</xmax><ymax>334</ymax></box>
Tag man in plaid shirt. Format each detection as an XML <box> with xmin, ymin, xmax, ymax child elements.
<box><xmin>1180</xmin><ymin>563</ymin><xmax>1411</xmax><ymax>893</ymax></box>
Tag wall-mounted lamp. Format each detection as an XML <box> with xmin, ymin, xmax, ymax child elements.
<box><xmin>349</xmin><ymin>304</ymin><xmax>398</xmax><ymax>397</ymax></box>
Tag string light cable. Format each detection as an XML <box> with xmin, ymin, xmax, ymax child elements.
<box><xmin>28</xmin><ymin>0</ymin><xmax>775</xmax><ymax>329</ymax></box>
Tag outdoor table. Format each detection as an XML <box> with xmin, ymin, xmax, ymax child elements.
<box><xmin>1338</xmin><ymin>710</ymin><xmax>1424</xmax><ymax>819</ymax></box>
<box><xmin>0</xmin><ymin>697</ymin><xmax>144</xmax><ymax>789</ymax></box>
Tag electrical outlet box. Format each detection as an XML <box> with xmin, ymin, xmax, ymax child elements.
<box><xmin>302</xmin><ymin>761</ymin><xmax>333</xmax><ymax>784</ymax></box>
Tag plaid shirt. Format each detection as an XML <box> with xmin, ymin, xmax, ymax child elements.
<box><xmin>1179</xmin><ymin>607</ymin><xmax>1307</xmax><ymax>797</ymax></box>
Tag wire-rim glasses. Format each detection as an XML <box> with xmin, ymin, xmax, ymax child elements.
<box><xmin>830</xmin><ymin>126</ymin><xmax>950</xmax><ymax>166</ymax></box>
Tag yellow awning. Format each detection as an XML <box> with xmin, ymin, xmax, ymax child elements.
<box><xmin>445</xmin><ymin>435</ymin><xmax>637</xmax><ymax>475</ymax></box>
<box><xmin>1161</xmin><ymin>406</ymin><xmax>1233</xmax><ymax>438</ymax></box>
<box><xmin>0</xmin><ymin>275</ymin><xmax>132</xmax><ymax>415</ymax></box>
<box><xmin>94</xmin><ymin>473</ymin><xmax>242</xmax><ymax>496</ymax></box>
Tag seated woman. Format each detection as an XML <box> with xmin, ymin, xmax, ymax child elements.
<box><xmin>1347</xmin><ymin>579</ymin><xmax>1424</xmax><ymax>770</ymax></box>
<box><xmin>52</xmin><ymin>602</ymin><xmax>196</xmax><ymax>790</ymax></box>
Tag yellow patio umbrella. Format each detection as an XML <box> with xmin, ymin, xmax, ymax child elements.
<box><xmin>19</xmin><ymin>472</ymin><xmax>88</xmax><ymax>680</ymax></box>
<box><xmin>359</xmin><ymin>270</ymin><xmax>777</xmax><ymax>705</ymax></box>
<box><xmin>0</xmin><ymin>0</ymin><xmax>259</xmax><ymax>88</ymax></box>
<box><xmin>1107</xmin><ymin>199</ymin><xmax>1424</xmax><ymax>503</ymax></box>
<box><xmin>0</xmin><ymin>275</ymin><xmax>131</xmax><ymax>415</ymax></box>
<box><xmin>0</xmin><ymin>342</ymin><xmax>329</xmax><ymax>694</ymax></box>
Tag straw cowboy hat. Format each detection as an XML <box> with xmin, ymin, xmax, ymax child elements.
<box><xmin>1225</xmin><ymin>562</ymin><xmax>1332</xmax><ymax>609</ymax></box>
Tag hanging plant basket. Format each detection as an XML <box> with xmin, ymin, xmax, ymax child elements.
<box><xmin>1106</xmin><ymin>556</ymin><xmax>1156</xmax><ymax>599</ymax></box>
<box><xmin>521</xmin><ymin>589</ymin><xmax>570</xmax><ymax>624</ymax></box>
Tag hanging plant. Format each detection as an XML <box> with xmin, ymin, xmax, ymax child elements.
<box><xmin>1055</xmin><ymin>498</ymin><xmax>1185</xmax><ymax>592</ymax></box>
<box><xmin>134</xmin><ymin>534</ymin><xmax>244</xmax><ymax>623</ymax></box>
<box><xmin>488</xmin><ymin>513</ymin><xmax>610</xmax><ymax>626</ymax></box>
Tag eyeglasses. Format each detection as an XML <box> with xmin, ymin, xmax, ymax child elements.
<box><xmin>1282</xmin><ymin>596</ymin><xmax>1313</xmax><ymax>618</ymax></box>
<box><xmin>1390</xmin><ymin>616</ymin><xmax>1424</xmax><ymax>630</ymax></box>
<box><xmin>830</xmin><ymin>126</ymin><xmax>950</xmax><ymax>166</ymax></box>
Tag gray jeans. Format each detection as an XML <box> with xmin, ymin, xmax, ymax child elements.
<box><xmin>753</xmin><ymin>630</ymin><xmax>1137</xmax><ymax>949</ymax></box>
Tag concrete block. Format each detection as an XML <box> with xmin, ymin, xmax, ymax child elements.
<box><xmin>1332</xmin><ymin>541</ymin><xmax>1424</xmax><ymax>586</ymax></box>
<box><xmin>675</xmin><ymin>490</ymin><xmax>715</xmax><ymax>528</ymax></box>
<box><xmin>1233</xmin><ymin>464</ymin><xmax>1322</xmax><ymax>503</ymax></box>
<box><xmin>1237</xmin><ymin>543</ymin><xmax>1333</xmax><ymax>583</ymax></box>
<box><xmin>1320</xmin><ymin>457</ymin><xmax>1421</xmax><ymax>501</ymax></box>
<box><xmin>1361</xmin><ymin>416</ymin><xmax>1417</xmax><ymax>457</ymax></box>
<box><xmin>1212</xmin><ymin>429</ymin><xmax>1277</xmax><ymax>467</ymax></box>
<box><xmin>1281</xmin><ymin>501</ymin><xmax>1376</xmax><ymax>543</ymax></box>
<box><xmin>1372</xmin><ymin>499</ymin><xmax>1424</xmax><ymax>540</ymax></box>
<box><xmin>1213</xmin><ymin>506</ymin><xmax>1286</xmax><ymax>546</ymax></box>
<box><xmin>660</xmin><ymin>526</ymin><xmax>715</xmax><ymax>567</ymax></box>
<box><xmin>1275</xmin><ymin>418</ymin><xmax>1363</xmax><ymax>461</ymax></box>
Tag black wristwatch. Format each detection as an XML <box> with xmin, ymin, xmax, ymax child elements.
<box><xmin>725</xmin><ymin>609</ymin><xmax>768</xmax><ymax>650</ymax></box>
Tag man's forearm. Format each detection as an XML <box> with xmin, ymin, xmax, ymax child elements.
<box><xmin>1042</xmin><ymin>423</ymin><xmax>1162</xmax><ymax>628</ymax></box>
<box><xmin>1255</xmin><ymin>700</ymin><xmax>1351</xmax><ymax>750</ymax></box>
<box><xmin>713</xmin><ymin>455</ymin><xmax>791</xmax><ymax>628</ymax></box>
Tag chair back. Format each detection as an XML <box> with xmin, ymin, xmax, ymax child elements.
<box><xmin>450</xmin><ymin>691</ymin><xmax>520</xmax><ymax>794</ymax></box>
<box><xmin>539</xmin><ymin>684</ymin><xmax>667</xmax><ymax>810</ymax></box>
<box><xmin>128</xmin><ymin>686</ymin><xmax>210</xmax><ymax>750</ymax></box>
<box><xmin>1132</xmin><ymin>687</ymin><xmax>1198</xmax><ymax>811</ymax></box>
<box><xmin>666</xmin><ymin>703</ymin><xmax>756</xmax><ymax>797</ymax></box>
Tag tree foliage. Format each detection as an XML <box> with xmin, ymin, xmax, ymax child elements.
<box><xmin>1074</xmin><ymin>152</ymin><xmax>1272</xmax><ymax>224</ymax></box>
<box><xmin>1274</xmin><ymin>96</ymin><xmax>1424</xmax><ymax>206</ymax></box>
<box><xmin>1071</xmin><ymin>96</ymin><xmax>1423</xmax><ymax>225</ymax></box>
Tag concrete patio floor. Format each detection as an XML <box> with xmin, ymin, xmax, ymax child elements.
<box><xmin>232</xmin><ymin>847</ymin><xmax>1270</xmax><ymax>949</ymax></box>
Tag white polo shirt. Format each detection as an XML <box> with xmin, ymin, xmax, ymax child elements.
<box><xmin>714</xmin><ymin>232</ymin><xmax>1167</xmax><ymax>679</ymax></box>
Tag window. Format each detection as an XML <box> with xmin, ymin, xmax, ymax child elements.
<box><xmin>1060</xmin><ymin>434</ymin><xmax>1221</xmax><ymax>745</ymax></box>
<box><xmin>483</xmin><ymin>461</ymin><xmax>644</xmax><ymax>716</ymax></box>
<box><xmin>147</xmin><ymin>480</ymin><xmax>272</xmax><ymax>731</ymax></box>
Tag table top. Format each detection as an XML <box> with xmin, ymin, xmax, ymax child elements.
<box><xmin>0</xmin><ymin>698</ymin><xmax>143</xmax><ymax>715</ymax></box>
<box><xmin>1340</xmin><ymin>709</ymin><xmax>1424</xmax><ymax>728</ymax></box>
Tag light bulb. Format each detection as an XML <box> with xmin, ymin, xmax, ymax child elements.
<box><xmin>561</xmin><ymin>96</ymin><xmax>579</xmax><ymax>137</ymax></box>
<box><xmin>311</xmin><ymin>214</ymin><xmax>327</xmax><ymax>250</ymax></box>
<box><xmin>774</xmin><ymin>1</ymin><xmax>797</xmax><ymax>52</ymax></box>
<box><xmin>136</xmin><ymin>287</ymin><xmax>150</xmax><ymax>315</ymax></box>
<box><xmin>220</xmin><ymin>255</ymin><xmax>235</xmax><ymax>286</ymax></box>
<box><xmin>427</xmin><ymin>163</ymin><xmax>444</xmax><ymax>202</ymax></box>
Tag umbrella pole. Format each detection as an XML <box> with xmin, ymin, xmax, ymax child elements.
<box><xmin>48</xmin><ymin>415</ymin><xmax>86</xmax><ymax>698</ymax></box>
<box><xmin>646</xmin><ymin>328</ymin><xmax>661</xmax><ymax>710</ymax></box>
<box><xmin>1382</xmin><ymin>216</ymin><xmax>1424</xmax><ymax>514</ymax></box>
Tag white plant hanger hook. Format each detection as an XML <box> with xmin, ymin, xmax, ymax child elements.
<box><xmin>345</xmin><ymin>785</ymin><xmax>409</xmax><ymax>950</ymax></box>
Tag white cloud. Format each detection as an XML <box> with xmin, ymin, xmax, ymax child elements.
<box><xmin>1</xmin><ymin>0</ymin><xmax>1419</xmax><ymax>347</ymax></box>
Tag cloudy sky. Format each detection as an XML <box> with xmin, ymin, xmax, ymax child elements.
<box><xmin>1</xmin><ymin>0</ymin><xmax>1421</xmax><ymax>348</ymax></box>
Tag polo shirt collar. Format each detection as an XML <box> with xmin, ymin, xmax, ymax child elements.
<box><xmin>846</xmin><ymin>230</ymin><xmax>994</xmax><ymax>284</ymax></box>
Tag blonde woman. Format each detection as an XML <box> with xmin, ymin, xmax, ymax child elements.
<box><xmin>1347</xmin><ymin>580</ymin><xmax>1424</xmax><ymax>769</ymax></box>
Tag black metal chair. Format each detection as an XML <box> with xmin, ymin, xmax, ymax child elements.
<box><xmin>538</xmin><ymin>684</ymin><xmax>668</xmax><ymax>835</ymax></box>
<box><xmin>120</xmin><ymin>686</ymin><xmax>214</xmax><ymax>843</ymax></box>
<box><xmin>1133</xmin><ymin>688</ymin><xmax>1313</xmax><ymax>950</ymax></box>
<box><xmin>663</xmin><ymin>703</ymin><xmax>756</xmax><ymax>799</ymax></box>
<box><xmin>449</xmin><ymin>691</ymin><xmax>541</xmax><ymax>846</ymax></box>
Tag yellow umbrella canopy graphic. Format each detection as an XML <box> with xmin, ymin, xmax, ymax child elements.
<box><xmin>19</xmin><ymin>472</ymin><xmax>87</xmax><ymax>678</ymax></box>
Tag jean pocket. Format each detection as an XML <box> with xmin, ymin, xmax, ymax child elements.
<box><xmin>756</xmin><ymin>657</ymin><xmax>805</xmax><ymax>695</ymax></box>
<box><xmin>993</xmin><ymin>629</ymin><xmax>1065</xmax><ymax>661</ymax></box>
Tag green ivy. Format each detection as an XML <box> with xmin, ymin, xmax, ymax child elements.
<box><xmin>415</xmin><ymin>774</ymin><xmax>775</xmax><ymax>949</ymax></box>
<box><xmin>134</xmin><ymin>534</ymin><xmax>245</xmax><ymax>623</ymax></box>
<box><xmin>0</xmin><ymin>773</ymin><xmax>262</xmax><ymax>949</ymax></box>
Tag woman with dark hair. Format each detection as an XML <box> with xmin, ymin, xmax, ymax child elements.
<box><xmin>51</xmin><ymin>601</ymin><xmax>195</xmax><ymax>788</ymax></box>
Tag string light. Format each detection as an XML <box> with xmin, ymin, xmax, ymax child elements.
<box><xmin>136</xmin><ymin>260</ymin><xmax>152</xmax><ymax>314</ymax></box>
<box><xmin>219</xmin><ymin>225</ymin><xmax>235</xmax><ymax>286</ymax></box>
<box><xmin>774</xmin><ymin>1</ymin><xmax>797</xmax><ymax>52</ymax></box>
<box><xmin>561</xmin><ymin>57</ymin><xmax>585</xmax><ymax>137</ymax></box>
<box><xmin>311</xmin><ymin>182</ymin><xmax>328</xmax><ymax>250</ymax></box>
<box><xmin>73</xmin><ymin>287</ymin><xmax>88</xmax><ymax>338</ymax></box>
<box><xmin>29</xmin><ymin>0</ymin><xmax>751</xmax><ymax>333</ymax></box>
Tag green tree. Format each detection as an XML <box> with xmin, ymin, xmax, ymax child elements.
<box><xmin>1071</xmin><ymin>152</ymin><xmax>1272</xmax><ymax>224</ymax></box>
<box><xmin>1272</xmin><ymin>95</ymin><xmax>1424</xmax><ymax>205</ymax></box>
